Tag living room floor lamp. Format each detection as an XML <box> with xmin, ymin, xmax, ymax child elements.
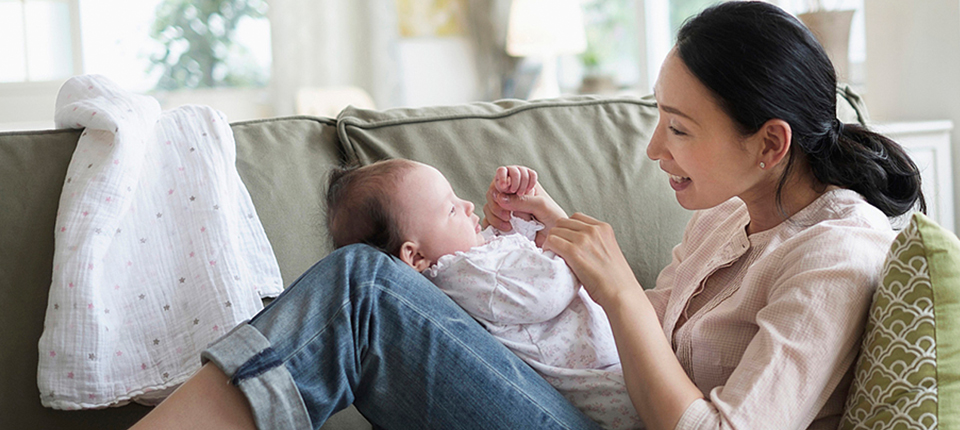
<box><xmin>506</xmin><ymin>0</ymin><xmax>587</xmax><ymax>100</ymax></box>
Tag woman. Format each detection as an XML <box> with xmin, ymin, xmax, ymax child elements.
<box><xmin>133</xmin><ymin>2</ymin><xmax>923</xmax><ymax>429</ymax></box>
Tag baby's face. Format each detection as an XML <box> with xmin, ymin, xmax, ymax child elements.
<box><xmin>395</xmin><ymin>163</ymin><xmax>485</xmax><ymax>266</ymax></box>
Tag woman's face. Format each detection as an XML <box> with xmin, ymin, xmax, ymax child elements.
<box><xmin>647</xmin><ymin>50</ymin><xmax>766</xmax><ymax>211</ymax></box>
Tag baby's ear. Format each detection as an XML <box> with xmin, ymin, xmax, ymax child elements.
<box><xmin>399</xmin><ymin>241</ymin><xmax>432</xmax><ymax>272</ymax></box>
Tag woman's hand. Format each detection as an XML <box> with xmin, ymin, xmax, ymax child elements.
<box><xmin>542</xmin><ymin>213</ymin><xmax>641</xmax><ymax>307</ymax></box>
<box><xmin>482</xmin><ymin>166</ymin><xmax>566</xmax><ymax>247</ymax></box>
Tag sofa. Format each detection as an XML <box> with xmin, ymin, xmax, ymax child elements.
<box><xmin>1</xmin><ymin>86</ymin><xmax>944</xmax><ymax>429</ymax></box>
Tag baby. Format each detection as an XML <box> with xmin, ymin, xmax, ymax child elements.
<box><xmin>325</xmin><ymin>159</ymin><xmax>641</xmax><ymax>429</ymax></box>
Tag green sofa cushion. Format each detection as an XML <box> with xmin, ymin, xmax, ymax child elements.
<box><xmin>0</xmin><ymin>128</ymin><xmax>155</xmax><ymax>428</ymax></box>
<box><xmin>841</xmin><ymin>213</ymin><xmax>960</xmax><ymax>429</ymax></box>
<box><xmin>232</xmin><ymin>115</ymin><xmax>345</xmax><ymax>286</ymax></box>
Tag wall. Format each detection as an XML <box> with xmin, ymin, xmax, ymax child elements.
<box><xmin>0</xmin><ymin>81</ymin><xmax>62</xmax><ymax>131</ymax></box>
<box><xmin>153</xmin><ymin>88</ymin><xmax>274</xmax><ymax>122</ymax></box>
<box><xmin>0</xmin><ymin>83</ymin><xmax>274</xmax><ymax>131</ymax></box>
<box><xmin>864</xmin><ymin>0</ymin><xmax>960</xmax><ymax>232</ymax></box>
<box><xmin>398</xmin><ymin>37</ymin><xmax>479</xmax><ymax>107</ymax></box>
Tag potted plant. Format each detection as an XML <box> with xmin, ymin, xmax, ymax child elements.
<box><xmin>577</xmin><ymin>0</ymin><xmax>630</xmax><ymax>94</ymax></box>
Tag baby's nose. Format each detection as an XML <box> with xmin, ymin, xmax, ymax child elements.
<box><xmin>465</xmin><ymin>200</ymin><xmax>475</xmax><ymax>213</ymax></box>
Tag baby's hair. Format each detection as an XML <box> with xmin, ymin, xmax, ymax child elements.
<box><xmin>325</xmin><ymin>158</ymin><xmax>418</xmax><ymax>257</ymax></box>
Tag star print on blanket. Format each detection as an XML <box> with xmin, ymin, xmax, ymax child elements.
<box><xmin>37</xmin><ymin>75</ymin><xmax>283</xmax><ymax>410</ymax></box>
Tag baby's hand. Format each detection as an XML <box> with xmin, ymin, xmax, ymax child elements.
<box><xmin>495</xmin><ymin>165</ymin><xmax>538</xmax><ymax>196</ymax></box>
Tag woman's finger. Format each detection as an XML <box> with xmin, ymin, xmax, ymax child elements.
<box><xmin>482</xmin><ymin>201</ymin><xmax>510</xmax><ymax>231</ymax></box>
<box><xmin>542</xmin><ymin>231</ymin><xmax>575</xmax><ymax>257</ymax></box>
<box><xmin>568</xmin><ymin>212</ymin><xmax>601</xmax><ymax>225</ymax></box>
<box><xmin>552</xmin><ymin>216</ymin><xmax>595</xmax><ymax>234</ymax></box>
<box><xmin>489</xmin><ymin>189</ymin><xmax>515</xmax><ymax>219</ymax></box>
<box><xmin>483</xmin><ymin>186</ymin><xmax>513</xmax><ymax>230</ymax></box>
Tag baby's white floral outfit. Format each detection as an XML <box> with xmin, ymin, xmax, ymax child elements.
<box><xmin>425</xmin><ymin>217</ymin><xmax>642</xmax><ymax>429</ymax></box>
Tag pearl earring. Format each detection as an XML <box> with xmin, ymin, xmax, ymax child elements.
<box><xmin>759</xmin><ymin>162</ymin><xmax>766</xmax><ymax>169</ymax></box>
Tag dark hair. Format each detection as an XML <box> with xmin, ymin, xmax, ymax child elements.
<box><xmin>676</xmin><ymin>1</ymin><xmax>924</xmax><ymax>217</ymax></box>
<box><xmin>324</xmin><ymin>159</ymin><xmax>417</xmax><ymax>256</ymax></box>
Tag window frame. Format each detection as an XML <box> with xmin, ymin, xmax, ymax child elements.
<box><xmin>637</xmin><ymin>0</ymin><xmax>671</xmax><ymax>92</ymax></box>
<box><xmin>0</xmin><ymin>0</ymin><xmax>84</xmax><ymax>84</ymax></box>
<box><xmin>0</xmin><ymin>0</ymin><xmax>83</xmax><ymax>129</ymax></box>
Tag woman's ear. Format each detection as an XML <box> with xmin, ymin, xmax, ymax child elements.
<box><xmin>399</xmin><ymin>241</ymin><xmax>432</xmax><ymax>272</ymax></box>
<box><xmin>757</xmin><ymin>118</ymin><xmax>792</xmax><ymax>169</ymax></box>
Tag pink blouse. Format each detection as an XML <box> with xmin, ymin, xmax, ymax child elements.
<box><xmin>645</xmin><ymin>189</ymin><xmax>896</xmax><ymax>430</ymax></box>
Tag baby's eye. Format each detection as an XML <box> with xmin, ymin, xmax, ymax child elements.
<box><xmin>450</xmin><ymin>205</ymin><xmax>456</xmax><ymax>216</ymax></box>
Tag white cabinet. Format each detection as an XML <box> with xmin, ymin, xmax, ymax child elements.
<box><xmin>872</xmin><ymin>121</ymin><xmax>954</xmax><ymax>232</ymax></box>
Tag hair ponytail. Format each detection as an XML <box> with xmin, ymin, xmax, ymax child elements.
<box><xmin>807</xmin><ymin>122</ymin><xmax>926</xmax><ymax>217</ymax></box>
<box><xmin>677</xmin><ymin>2</ymin><xmax>925</xmax><ymax>218</ymax></box>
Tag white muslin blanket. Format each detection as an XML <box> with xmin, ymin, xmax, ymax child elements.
<box><xmin>37</xmin><ymin>75</ymin><xmax>284</xmax><ymax>410</ymax></box>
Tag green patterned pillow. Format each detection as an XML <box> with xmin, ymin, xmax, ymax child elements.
<box><xmin>841</xmin><ymin>213</ymin><xmax>960</xmax><ymax>429</ymax></box>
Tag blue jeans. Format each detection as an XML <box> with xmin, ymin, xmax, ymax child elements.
<box><xmin>202</xmin><ymin>244</ymin><xmax>604</xmax><ymax>430</ymax></box>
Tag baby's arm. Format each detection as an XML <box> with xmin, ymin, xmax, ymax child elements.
<box><xmin>495</xmin><ymin>165</ymin><xmax>537</xmax><ymax>197</ymax></box>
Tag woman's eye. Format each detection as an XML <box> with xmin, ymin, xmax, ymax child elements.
<box><xmin>669</xmin><ymin>126</ymin><xmax>687</xmax><ymax>136</ymax></box>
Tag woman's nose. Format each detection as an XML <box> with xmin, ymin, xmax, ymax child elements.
<box><xmin>647</xmin><ymin>123</ymin><xmax>668</xmax><ymax>161</ymax></box>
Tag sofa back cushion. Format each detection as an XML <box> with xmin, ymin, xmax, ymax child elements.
<box><xmin>337</xmin><ymin>96</ymin><xmax>689</xmax><ymax>289</ymax></box>
<box><xmin>0</xmin><ymin>128</ymin><xmax>158</xmax><ymax>428</ymax></box>
<box><xmin>232</xmin><ymin>116</ymin><xmax>345</xmax><ymax>286</ymax></box>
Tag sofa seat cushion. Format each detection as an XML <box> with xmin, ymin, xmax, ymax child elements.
<box><xmin>841</xmin><ymin>213</ymin><xmax>960</xmax><ymax>429</ymax></box>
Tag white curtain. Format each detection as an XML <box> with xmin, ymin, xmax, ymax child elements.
<box><xmin>269</xmin><ymin>0</ymin><xmax>522</xmax><ymax>113</ymax></box>
<box><xmin>269</xmin><ymin>0</ymin><xmax>404</xmax><ymax>115</ymax></box>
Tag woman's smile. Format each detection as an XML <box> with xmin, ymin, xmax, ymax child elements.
<box><xmin>668</xmin><ymin>172</ymin><xmax>691</xmax><ymax>191</ymax></box>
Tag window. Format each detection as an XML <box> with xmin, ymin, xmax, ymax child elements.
<box><xmin>0</xmin><ymin>0</ymin><xmax>82</xmax><ymax>83</ymax></box>
<box><xmin>0</xmin><ymin>0</ymin><xmax>270</xmax><ymax>91</ymax></box>
<box><xmin>557</xmin><ymin>0</ymin><xmax>642</xmax><ymax>95</ymax></box>
<box><xmin>579</xmin><ymin>0</ymin><xmax>642</xmax><ymax>89</ymax></box>
<box><xmin>80</xmin><ymin>0</ymin><xmax>271</xmax><ymax>92</ymax></box>
<box><xmin>0</xmin><ymin>0</ymin><xmax>272</xmax><ymax>130</ymax></box>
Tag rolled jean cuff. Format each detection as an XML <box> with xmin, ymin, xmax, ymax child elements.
<box><xmin>201</xmin><ymin>322</ymin><xmax>312</xmax><ymax>429</ymax></box>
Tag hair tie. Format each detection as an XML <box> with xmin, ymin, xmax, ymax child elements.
<box><xmin>833</xmin><ymin>119</ymin><xmax>845</xmax><ymax>138</ymax></box>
